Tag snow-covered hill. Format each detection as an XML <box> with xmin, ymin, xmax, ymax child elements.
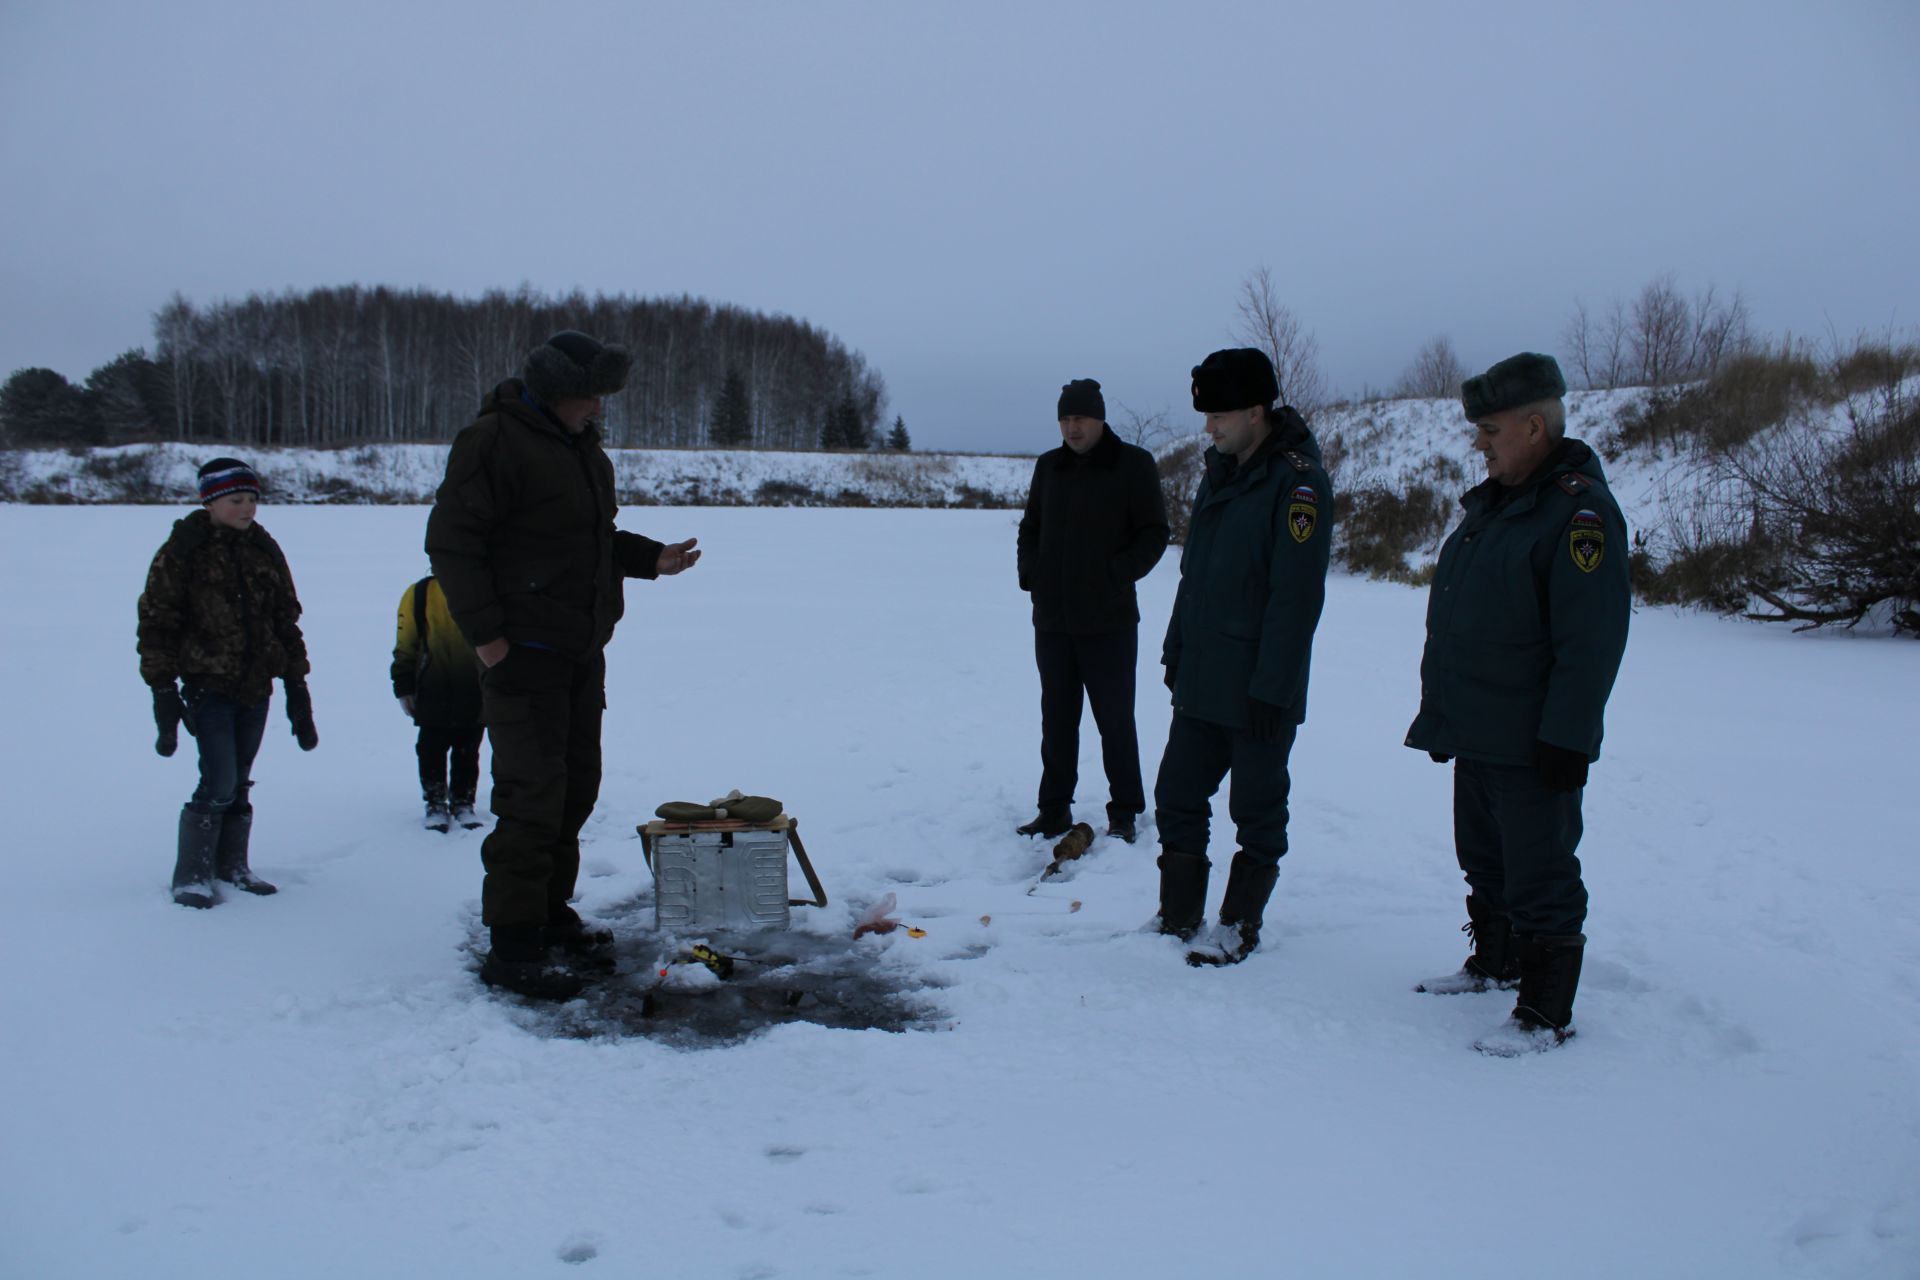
<box><xmin>0</xmin><ymin>442</ymin><xmax>1037</xmax><ymax>508</ymax></box>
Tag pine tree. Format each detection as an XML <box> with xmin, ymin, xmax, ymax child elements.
<box><xmin>839</xmin><ymin>393</ymin><xmax>872</xmax><ymax>450</ymax></box>
<box><xmin>887</xmin><ymin>415</ymin><xmax>911</xmax><ymax>451</ymax></box>
<box><xmin>0</xmin><ymin>367</ymin><xmax>96</xmax><ymax>446</ymax></box>
<box><xmin>710</xmin><ymin>367</ymin><xmax>753</xmax><ymax>447</ymax></box>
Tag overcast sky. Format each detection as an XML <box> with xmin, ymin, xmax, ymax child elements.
<box><xmin>2</xmin><ymin>0</ymin><xmax>1915</xmax><ymax>453</ymax></box>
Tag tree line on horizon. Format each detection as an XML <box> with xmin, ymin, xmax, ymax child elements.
<box><xmin>0</xmin><ymin>285</ymin><xmax>905</xmax><ymax>452</ymax></box>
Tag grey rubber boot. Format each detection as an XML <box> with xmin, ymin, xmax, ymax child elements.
<box><xmin>215</xmin><ymin>808</ymin><xmax>277</xmax><ymax>895</ymax></box>
<box><xmin>171</xmin><ymin>807</ymin><xmax>220</xmax><ymax>909</ymax></box>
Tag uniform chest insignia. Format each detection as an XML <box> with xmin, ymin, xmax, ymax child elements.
<box><xmin>1569</xmin><ymin>519</ymin><xmax>1604</xmax><ymax>572</ymax></box>
<box><xmin>1288</xmin><ymin>489</ymin><xmax>1318</xmax><ymax>543</ymax></box>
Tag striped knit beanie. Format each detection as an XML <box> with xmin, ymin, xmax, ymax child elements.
<box><xmin>197</xmin><ymin>457</ymin><xmax>261</xmax><ymax>503</ymax></box>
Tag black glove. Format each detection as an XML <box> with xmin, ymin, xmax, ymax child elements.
<box><xmin>1163</xmin><ymin>665</ymin><xmax>1178</xmax><ymax>693</ymax></box>
<box><xmin>285</xmin><ymin>679</ymin><xmax>319</xmax><ymax>751</ymax></box>
<box><xmin>1428</xmin><ymin>751</ymin><xmax>1452</xmax><ymax>764</ymax></box>
<box><xmin>1246</xmin><ymin>698</ymin><xmax>1289</xmax><ymax>745</ymax></box>
<box><xmin>1533</xmin><ymin>740</ymin><xmax>1589</xmax><ymax>792</ymax></box>
<box><xmin>152</xmin><ymin>684</ymin><xmax>191</xmax><ymax>757</ymax></box>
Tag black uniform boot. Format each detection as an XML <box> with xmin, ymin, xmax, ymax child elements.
<box><xmin>1155</xmin><ymin>850</ymin><xmax>1210</xmax><ymax>941</ymax></box>
<box><xmin>1105</xmin><ymin>807</ymin><xmax>1138</xmax><ymax>844</ymax></box>
<box><xmin>1188</xmin><ymin>853</ymin><xmax>1277</xmax><ymax>967</ymax></box>
<box><xmin>1474</xmin><ymin>932</ymin><xmax>1586</xmax><ymax>1056</ymax></box>
<box><xmin>548</xmin><ymin>904</ymin><xmax>616</xmax><ymax>972</ymax></box>
<box><xmin>479</xmin><ymin>924</ymin><xmax>585</xmax><ymax>1001</ymax></box>
<box><xmin>1416</xmin><ymin>894</ymin><xmax>1518</xmax><ymax>994</ymax></box>
<box><xmin>172</xmin><ymin>807</ymin><xmax>221</xmax><ymax>908</ymax></box>
<box><xmin>214</xmin><ymin>803</ymin><xmax>277</xmax><ymax>896</ymax></box>
<box><xmin>1017</xmin><ymin>807</ymin><xmax>1073</xmax><ymax>838</ymax></box>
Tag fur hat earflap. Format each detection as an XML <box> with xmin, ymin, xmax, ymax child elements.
<box><xmin>522</xmin><ymin>330</ymin><xmax>632</xmax><ymax>404</ymax></box>
<box><xmin>1461</xmin><ymin>352</ymin><xmax>1566</xmax><ymax>421</ymax></box>
<box><xmin>1191</xmin><ymin>348</ymin><xmax>1280</xmax><ymax>413</ymax></box>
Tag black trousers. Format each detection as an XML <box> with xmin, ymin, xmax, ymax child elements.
<box><xmin>1035</xmin><ymin>627</ymin><xmax>1144</xmax><ymax>817</ymax></box>
<box><xmin>477</xmin><ymin>647</ymin><xmax>605</xmax><ymax>929</ymax></box>
<box><xmin>1452</xmin><ymin>758</ymin><xmax>1588</xmax><ymax>936</ymax></box>
<box><xmin>1152</xmin><ymin>713</ymin><xmax>1296</xmax><ymax>867</ymax></box>
<box><xmin>416</xmin><ymin>724</ymin><xmax>484</xmax><ymax>803</ymax></box>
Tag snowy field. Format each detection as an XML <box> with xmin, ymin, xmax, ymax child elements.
<box><xmin>2</xmin><ymin>503</ymin><xmax>1916</xmax><ymax>1280</ymax></box>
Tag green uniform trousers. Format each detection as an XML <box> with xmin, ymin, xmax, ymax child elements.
<box><xmin>1452</xmin><ymin>757</ymin><xmax>1588</xmax><ymax>936</ymax></box>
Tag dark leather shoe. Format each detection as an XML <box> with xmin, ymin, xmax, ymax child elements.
<box><xmin>1016</xmin><ymin>809</ymin><xmax>1072</xmax><ymax>838</ymax></box>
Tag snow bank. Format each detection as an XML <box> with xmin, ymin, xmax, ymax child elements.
<box><xmin>0</xmin><ymin>442</ymin><xmax>1034</xmax><ymax>508</ymax></box>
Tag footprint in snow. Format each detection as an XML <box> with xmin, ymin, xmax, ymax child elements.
<box><xmin>555</xmin><ymin>1231</ymin><xmax>601</xmax><ymax>1264</ymax></box>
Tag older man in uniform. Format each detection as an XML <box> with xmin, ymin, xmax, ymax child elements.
<box><xmin>427</xmin><ymin>330</ymin><xmax>701</xmax><ymax>1000</ymax></box>
<box><xmin>1406</xmin><ymin>352</ymin><xmax>1630</xmax><ymax>1054</ymax></box>
<box><xmin>1155</xmin><ymin>348</ymin><xmax>1333</xmax><ymax>966</ymax></box>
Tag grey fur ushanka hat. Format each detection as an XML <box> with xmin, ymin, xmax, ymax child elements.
<box><xmin>1461</xmin><ymin>352</ymin><xmax>1566</xmax><ymax>421</ymax></box>
<box><xmin>522</xmin><ymin>330</ymin><xmax>632</xmax><ymax>404</ymax></box>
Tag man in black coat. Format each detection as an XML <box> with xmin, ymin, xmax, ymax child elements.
<box><xmin>1015</xmin><ymin>378</ymin><xmax>1169</xmax><ymax>842</ymax></box>
<box><xmin>1154</xmin><ymin>349</ymin><xmax>1333</xmax><ymax>966</ymax></box>
<box><xmin>426</xmin><ymin>331</ymin><xmax>702</xmax><ymax>1000</ymax></box>
<box><xmin>1406</xmin><ymin>352</ymin><xmax>1630</xmax><ymax>1055</ymax></box>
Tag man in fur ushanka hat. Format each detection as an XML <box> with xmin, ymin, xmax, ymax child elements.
<box><xmin>426</xmin><ymin>331</ymin><xmax>703</xmax><ymax>1000</ymax></box>
<box><xmin>1405</xmin><ymin>352</ymin><xmax>1630</xmax><ymax>1056</ymax></box>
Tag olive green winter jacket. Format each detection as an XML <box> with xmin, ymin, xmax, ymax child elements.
<box><xmin>1404</xmin><ymin>439</ymin><xmax>1631</xmax><ymax>766</ymax></box>
<box><xmin>1162</xmin><ymin>422</ymin><xmax>1334</xmax><ymax>729</ymax></box>
<box><xmin>425</xmin><ymin>381</ymin><xmax>664</xmax><ymax>661</ymax></box>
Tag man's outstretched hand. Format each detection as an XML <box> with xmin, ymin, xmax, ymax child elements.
<box><xmin>657</xmin><ymin>538</ymin><xmax>701</xmax><ymax>576</ymax></box>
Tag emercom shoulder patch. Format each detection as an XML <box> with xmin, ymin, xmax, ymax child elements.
<box><xmin>1569</xmin><ymin>511</ymin><xmax>1604</xmax><ymax>573</ymax></box>
<box><xmin>1288</xmin><ymin>488</ymin><xmax>1318</xmax><ymax>543</ymax></box>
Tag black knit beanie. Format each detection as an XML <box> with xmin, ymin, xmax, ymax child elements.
<box><xmin>522</xmin><ymin>330</ymin><xmax>633</xmax><ymax>404</ymax></box>
<box><xmin>1191</xmin><ymin>348</ymin><xmax>1280</xmax><ymax>412</ymax></box>
<box><xmin>1057</xmin><ymin>378</ymin><xmax>1106</xmax><ymax>421</ymax></box>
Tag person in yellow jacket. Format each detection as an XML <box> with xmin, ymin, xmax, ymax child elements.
<box><xmin>392</xmin><ymin>574</ymin><xmax>485</xmax><ymax>831</ymax></box>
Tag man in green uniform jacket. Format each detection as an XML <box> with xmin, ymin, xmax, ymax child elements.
<box><xmin>1405</xmin><ymin>352</ymin><xmax>1630</xmax><ymax>1055</ymax></box>
<box><xmin>1155</xmin><ymin>348</ymin><xmax>1334</xmax><ymax>966</ymax></box>
<box><xmin>426</xmin><ymin>331</ymin><xmax>702</xmax><ymax>1000</ymax></box>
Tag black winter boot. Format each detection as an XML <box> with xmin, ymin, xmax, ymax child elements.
<box><xmin>1416</xmin><ymin>894</ymin><xmax>1518</xmax><ymax>993</ymax></box>
<box><xmin>479</xmin><ymin>924</ymin><xmax>585</xmax><ymax>1001</ymax></box>
<box><xmin>1187</xmin><ymin>853</ymin><xmax>1277</xmax><ymax>966</ymax></box>
<box><xmin>215</xmin><ymin>808</ymin><xmax>277</xmax><ymax>895</ymax></box>
<box><xmin>450</xmin><ymin>793</ymin><xmax>484</xmax><ymax>830</ymax></box>
<box><xmin>1474</xmin><ymin>932</ymin><xmax>1586</xmax><ymax>1056</ymax></box>
<box><xmin>548</xmin><ymin>904</ymin><xmax>616</xmax><ymax>972</ymax></box>
<box><xmin>423</xmin><ymin>786</ymin><xmax>451</xmax><ymax>834</ymax></box>
<box><xmin>172</xmin><ymin>807</ymin><xmax>220</xmax><ymax>909</ymax></box>
<box><xmin>1155</xmin><ymin>850</ymin><xmax>1210</xmax><ymax>941</ymax></box>
<box><xmin>1017</xmin><ymin>807</ymin><xmax>1073</xmax><ymax>838</ymax></box>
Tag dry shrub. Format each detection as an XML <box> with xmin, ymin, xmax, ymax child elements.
<box><xmin>1337</xmin><ymin>481</ymin><xmax>1455</xmax><ymax>581</ymax></box>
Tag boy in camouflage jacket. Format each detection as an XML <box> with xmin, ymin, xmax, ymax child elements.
<box><xmin>137</xmin><ymin>457</ymin><xmax>317</xmax><ymax>908</ymax></box>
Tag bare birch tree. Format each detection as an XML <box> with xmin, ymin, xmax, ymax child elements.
<box><xmin>1232</xmin><ymin>265</ymin><xmax>1327</xmax><ymax>417</ymax></box>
